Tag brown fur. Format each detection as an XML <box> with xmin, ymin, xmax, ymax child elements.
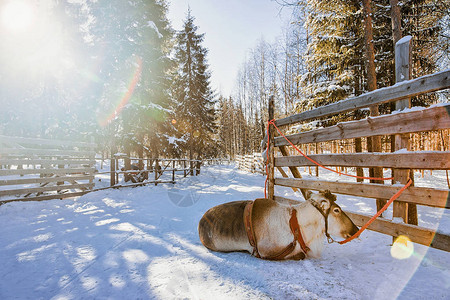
<box><xmin>198</xmin><ymin>200</ymin><xmax>250</xmax><ymax>251</ymax></box>
<box><xmin>251</xmin><ymin>198</ymin><xmax>293</xmax><ymax>258</ymax></box>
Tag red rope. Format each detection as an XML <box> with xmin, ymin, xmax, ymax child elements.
<box><xmin>338</xmin><ymin>178</ymin><xmax>413</xmax><ymax>244</ymax></box>
<box><xmin>267</xmin><ymin>119</ymin><xmax>394</xmax><ymax>181</ymax></box>
<box><xmin>264</xmin><ymin>119</ymin><xmax>413</xmax><ymax>244</ymax></box>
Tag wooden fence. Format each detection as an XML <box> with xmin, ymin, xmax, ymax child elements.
<box><xmin>266</xmin><ymin>37</ymin><xmax>450</xmax><ymax>252</ymax></box>
<box><xmin>203</xmin><ymin>158</ymin><xmax>231</xmax><ymax>166</ymax></box>
<box><xmin>236</xmin><ymin>153</ymin><xmax>265</xmax><ymax>175</ymax></box>
<box><xmin>0</xmin><ymin>135</ymin><xmax>96</xmax><ymax>204</ymax></box>
<box><xmin>99</xmin><ymin>156</ymin><xmax>230</xmax><ymax>189</ymax></box>
<box><xmin>98</xmin><ymin>155</ymin><xmax>204</xmax><ymax>188</ymax></box>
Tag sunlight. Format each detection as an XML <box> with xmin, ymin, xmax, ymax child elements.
<box><xmin>1</xmin><ymin>1</ymin><xmax>34</xmax><ymax>33</ymax></box>
<box><xmin>391</xmin><ymin>235</ymin><xmax>414</xmax><ymax>259</ymax></box>
<box><xmin>1</xmin><ymin>1</ymin><xmax>75</xmax><ymax>84</ymax></box>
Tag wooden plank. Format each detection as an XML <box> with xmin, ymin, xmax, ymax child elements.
<box><xmin>0</xmin><ymin>183</ymin><xmax>94</xmax><ymax>197</ymax></box>
<box><xmin>275</xmin><ymin>104</ymin><xmax>450</xmax><ymax>146</ymax></box>
<box><xmin>0</xmin><ymin>135</ymin><xmax>96</xmax><ymax>148</ymax></box>
<box><xmin>0</xmin><ymin>191</ymin><xmax>90</xmax><ymax>205</ymax></box>
<box><xmin>275</xmin><ymin>152</ymin><xmax>450</xmax><ymax>169</ymax></box>
<box><xmin>274</xmin><ymin>177</ymin><xmax>449</xmax><ymax>208</ymax></box>
<box><xmin>0</xmin><ymin>158</ymin><xmax>95</xmax><ymax>166</ymax></box>
<box><xmin>268</xmin><ymin>95</ymin><xmax>275</xmax><ymax>201</ymax></box>
<box><xmin>0</xmin><ymin>175</ymin><xmax>92</xmax><ymax>186</ymax></box>
<box><xmin>94</xmin><ymin>180</ymin><xmax>176</xmax><ymax>191</ymax></box>
<box><xmin>276</xmin><ymin>166</ymin><xmax>299</xmax><ymax>193</ymax></box>
<box><xmin>278</xmin><ymin>145</ymin><xmax>309</xmax><ymax>200</ymax></box>
<box><xmin>275</xmin><ymin>69</ymin><xmax>450</xmax><ymax>127</ymax></box>
<box><xmin>0</xmin><ymin>167</ymin><xmax>95</xmax><ymax>176</ymax></box>
<box><xmin>393</xmin><ymin>36</ymin><xmax>416</xmax><ymax>225</ymax></box>
<box><xmin>0</xmin><ymin>148</ymin><xmax>95</xmax><ymax>157</ymax></box>
<box><xmin>345</xmin><ymin>211</ymin><xmax>450</xmax><ymax>252</ymax></box>
<box><xmin>273</xmin><ymin>196</ymin><xmax>450</xmax><ymax>252</ymax></box>
<box><xmin>89</xmin><ymin>136</ymin><xmax>95</xmax><ymax>187</ymax></box>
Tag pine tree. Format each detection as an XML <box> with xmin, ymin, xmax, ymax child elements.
<box><xmin>172</xmin><ymin>10</ymin><xmax>216</xmax><ymax>159</ymax></box>
<box><xmin>401</xmin><ymin>0</ymin><xmax>447</xmax><ymax>106</ymax></box>
<box><xmin>372</xmin><ymin>0</ymin><xmax>447</xmax><ymax>107</ymax></box>
<box><xmin>90</xmin><ymin>0</ymin><xmax>174</xmax><ymax>159</ymax></box>
<box><xmin>0</xmin><ymin>0</ymin><xmax>97</xmax><ymax>140</ymax></box>
<box><xmin>301</xmin><ymin>0</ymin><xmax>365</xmax><ymax>123</ymax></box>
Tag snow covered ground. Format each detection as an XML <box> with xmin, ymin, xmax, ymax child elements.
<box><xmin>0</xmin><ymin>164</ymin><xmax>449</xmax><ymax>299</ymax></box>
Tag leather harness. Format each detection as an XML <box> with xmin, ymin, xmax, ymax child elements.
<box><xmin>243</xmin><ymin>200</ymin><xmax>310</xmax><ymax>260</ymax></box>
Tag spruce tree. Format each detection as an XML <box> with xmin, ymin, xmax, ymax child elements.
<box><xmin>301</xmin><ymin>0</ymin><xmax>365</xmax><ymax>123</ymax></box>
<box><xmin>90</xmin><ymin>0</ymin><xmax>174</xmax><ymax>159</ymax></box>
<box><xmin>172</xmin><ymin>10</ymin><xmax>216</xmax><ymax>159</ymax></box>
<box><xmin>372</xmin><ymin>0</ymin><xmax>447</xmax><ymax>107</ymax></box>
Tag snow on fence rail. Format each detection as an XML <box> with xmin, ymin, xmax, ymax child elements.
<box><xmin>266</xmin><ymin>37</ymin><xmax>450</xmax><ymax>252</ymax></box>
<box><xmin>0</xmin><ymin>135</ymin><xmax>96</xmax><ymax>204</ymax></box>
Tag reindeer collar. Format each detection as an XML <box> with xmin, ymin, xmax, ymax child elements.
<box><xmin>244</xmin><ymin>200</ymin><xmax>310</xmax><ymax>260</ymax></box>
<box><xmin>307</xmin><ymin>198</ymin><xmax>335</xmax><ymax>243</ymax></box>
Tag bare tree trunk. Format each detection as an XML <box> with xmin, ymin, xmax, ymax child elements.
<box><xmin>389</xmin><ymin>0</ymin><xmax>402</xmax><ymax>163</ymax></box>
<box><xmin>363</xmin><ymin>0</ymin><xmax>385</xmax><ymax>211</ymax></box>
<box><xmin>390</xmin><ymin>0</ymin><xmax>402</xmax><ymax>43</ymax></box>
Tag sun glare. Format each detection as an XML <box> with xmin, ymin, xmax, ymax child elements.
<box><xmin>1</xmin><ymin>1</ymin><xmax>34</xmax><ymax>32</ymax></box>
<box><xmin>1</xmin><ymin>1</ymin><xmax>76</xmax><ymax>83</ymax></box>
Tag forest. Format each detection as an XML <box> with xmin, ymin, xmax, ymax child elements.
<box><xmin>0</xmin><ymin>0</ymin><xmax>448</xmax><ymax>160</ymax></box>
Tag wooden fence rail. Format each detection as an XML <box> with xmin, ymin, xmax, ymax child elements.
<box><xmin>0</xmin><ymin>135</ymin><xmax>96</xmax><ymax>204</ymax></box>
<box><xmin>266</xmin><ymin>37</ymin><xmax>450</xmax><ymax>252</ymax></box>
<box><xmin>102</xmin><ymin>155</ymin><xmax>203</xmax><ymax>187</ymax></box>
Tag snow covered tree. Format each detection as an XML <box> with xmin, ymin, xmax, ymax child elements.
<box><xmin>0</xmin><ymin>0</ymin><xmax>97</xmax><ymax>140</ymax></box>
<box><xmin>300</xmin><ymin>0</ymin><xmax>365</xmax><ymax>122</ymax></box>
<box><xmin>400</xmin><ymin>0</ymin><xmax>447</xmax><ymax>106</ymax></box>
<box><xmin>89</xmin><ymin>0</ymin><xmax>175</xmax><ymax>160</ymax></box>
<box><xmin>372</xmin><ymin>0</ymin><xmax>448</xmax><ymax>107</ymax></box>
<box><xmin>171</xmin><ymin>10</ymin><xmax>216</xmax><ymax>159</ymax></box>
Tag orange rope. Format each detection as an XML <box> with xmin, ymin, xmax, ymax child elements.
<box><xmin>264</xmin><ymin>119</ymin><xmax>413</xmax><ymax>244</ymax></box>
<box><xmin>338</xmin><ymin>178</ymin><xmax>413</xmax><ymax>244</ymax></box>
<box><xmin>267</xmin><ymin>119</ymin><xmax>394</xmax><ymax>181</ymax></box>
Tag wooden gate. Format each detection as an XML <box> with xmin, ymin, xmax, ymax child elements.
<box><xmin>0</xmin><ymin>135</ymin><xmax>96</xmax><ymax>204</ymax></box>
<box><xmin>266</xmin><ymin>37</ymin><xmax>450</xmax><ymax>252</ymax></box>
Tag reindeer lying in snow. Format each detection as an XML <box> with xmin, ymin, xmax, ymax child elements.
<box><xmin>198</xmin><ymin>190</ymin><xmax>358</xmax><ymax>260</ymax></box>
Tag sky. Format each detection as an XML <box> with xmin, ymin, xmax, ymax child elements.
<box><xmin>167</xmin><ymin>0</ymin><xmax>291</xmax><ymax>97</ymax></box>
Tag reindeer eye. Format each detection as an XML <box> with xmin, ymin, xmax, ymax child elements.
<box><xmin>333</xmin><ymin>208</ymin><xmax>340</xmax><ymax>214</ymax></box>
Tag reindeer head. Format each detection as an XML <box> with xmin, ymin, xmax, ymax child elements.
<box><xmin>306</xmin><ymin>190</ymin><xmax>359</xmax><ymax>240</ymax></box>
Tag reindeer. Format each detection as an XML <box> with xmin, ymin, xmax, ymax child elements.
<box><xmin>198</xmin><ymin>190</ymin><xmax>358</xmax><ymax>260</ymax></box>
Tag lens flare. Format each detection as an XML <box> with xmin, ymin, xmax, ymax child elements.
<box><xmin>98</xmin><ymin>56</ymin><xmax>142</xmax><ymax>127</ymax></box>
<box><xmin>391</xmin><ymin>235</ymin><xmax>414</xmax><ymax>260</ymax></box>
<box><xmin>171</xmin><ymin>119</ymin><xmax>177</xmax><ymax>125</ymax></box>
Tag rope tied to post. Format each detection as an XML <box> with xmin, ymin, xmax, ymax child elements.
<box><xmin>264</xmin><ymin>119</ymin><xmax>413</xmax><ymax>244</ymax></box>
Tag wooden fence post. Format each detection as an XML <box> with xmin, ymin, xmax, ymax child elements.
<box><xmin>154</xmin><ymin>159</ymin><xmax>159</xmax><ymax>186</ymax></box>
<box><xmin>393</xmin><ymin>35</ymin><xmax>417</xmax><ymax>225</ymax></box>
<box><xmin>89</xmin><ymin>136</ymin><xmax>95</xmax><ymax>189</ymax></box>
<box><xmin>196</xmin><ymin>160</ymin><xmax>201</xmax><ymax>175</ymax></box>
<box><xmin>110</xmin><ymin>155</ymin><xmax>116</xmax><ymax>186</ymax></box>
<box><xmin>172</xmin><ymin>160</ymin><xmax>175</xmax><ymax>182</ymax></box>
<box><xmin>268</xmin><ymin>95</ymin><xmax>275</xmax><ymax>201</ymax></box>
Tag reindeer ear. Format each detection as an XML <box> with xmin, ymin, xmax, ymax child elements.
<box><xmin>320</xmin><ymin>199</ymin><xmax>330</xmax><ymax>211</ymax></box>
<box><xmin>320</xmin><ymin>190</ymin><xmax>336</xmax><ymax>202</ymax></box>
<box><xmin>304</xmin><ymin>190</ymin><xmax>312</xmax><ymax>200</ymax></box>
